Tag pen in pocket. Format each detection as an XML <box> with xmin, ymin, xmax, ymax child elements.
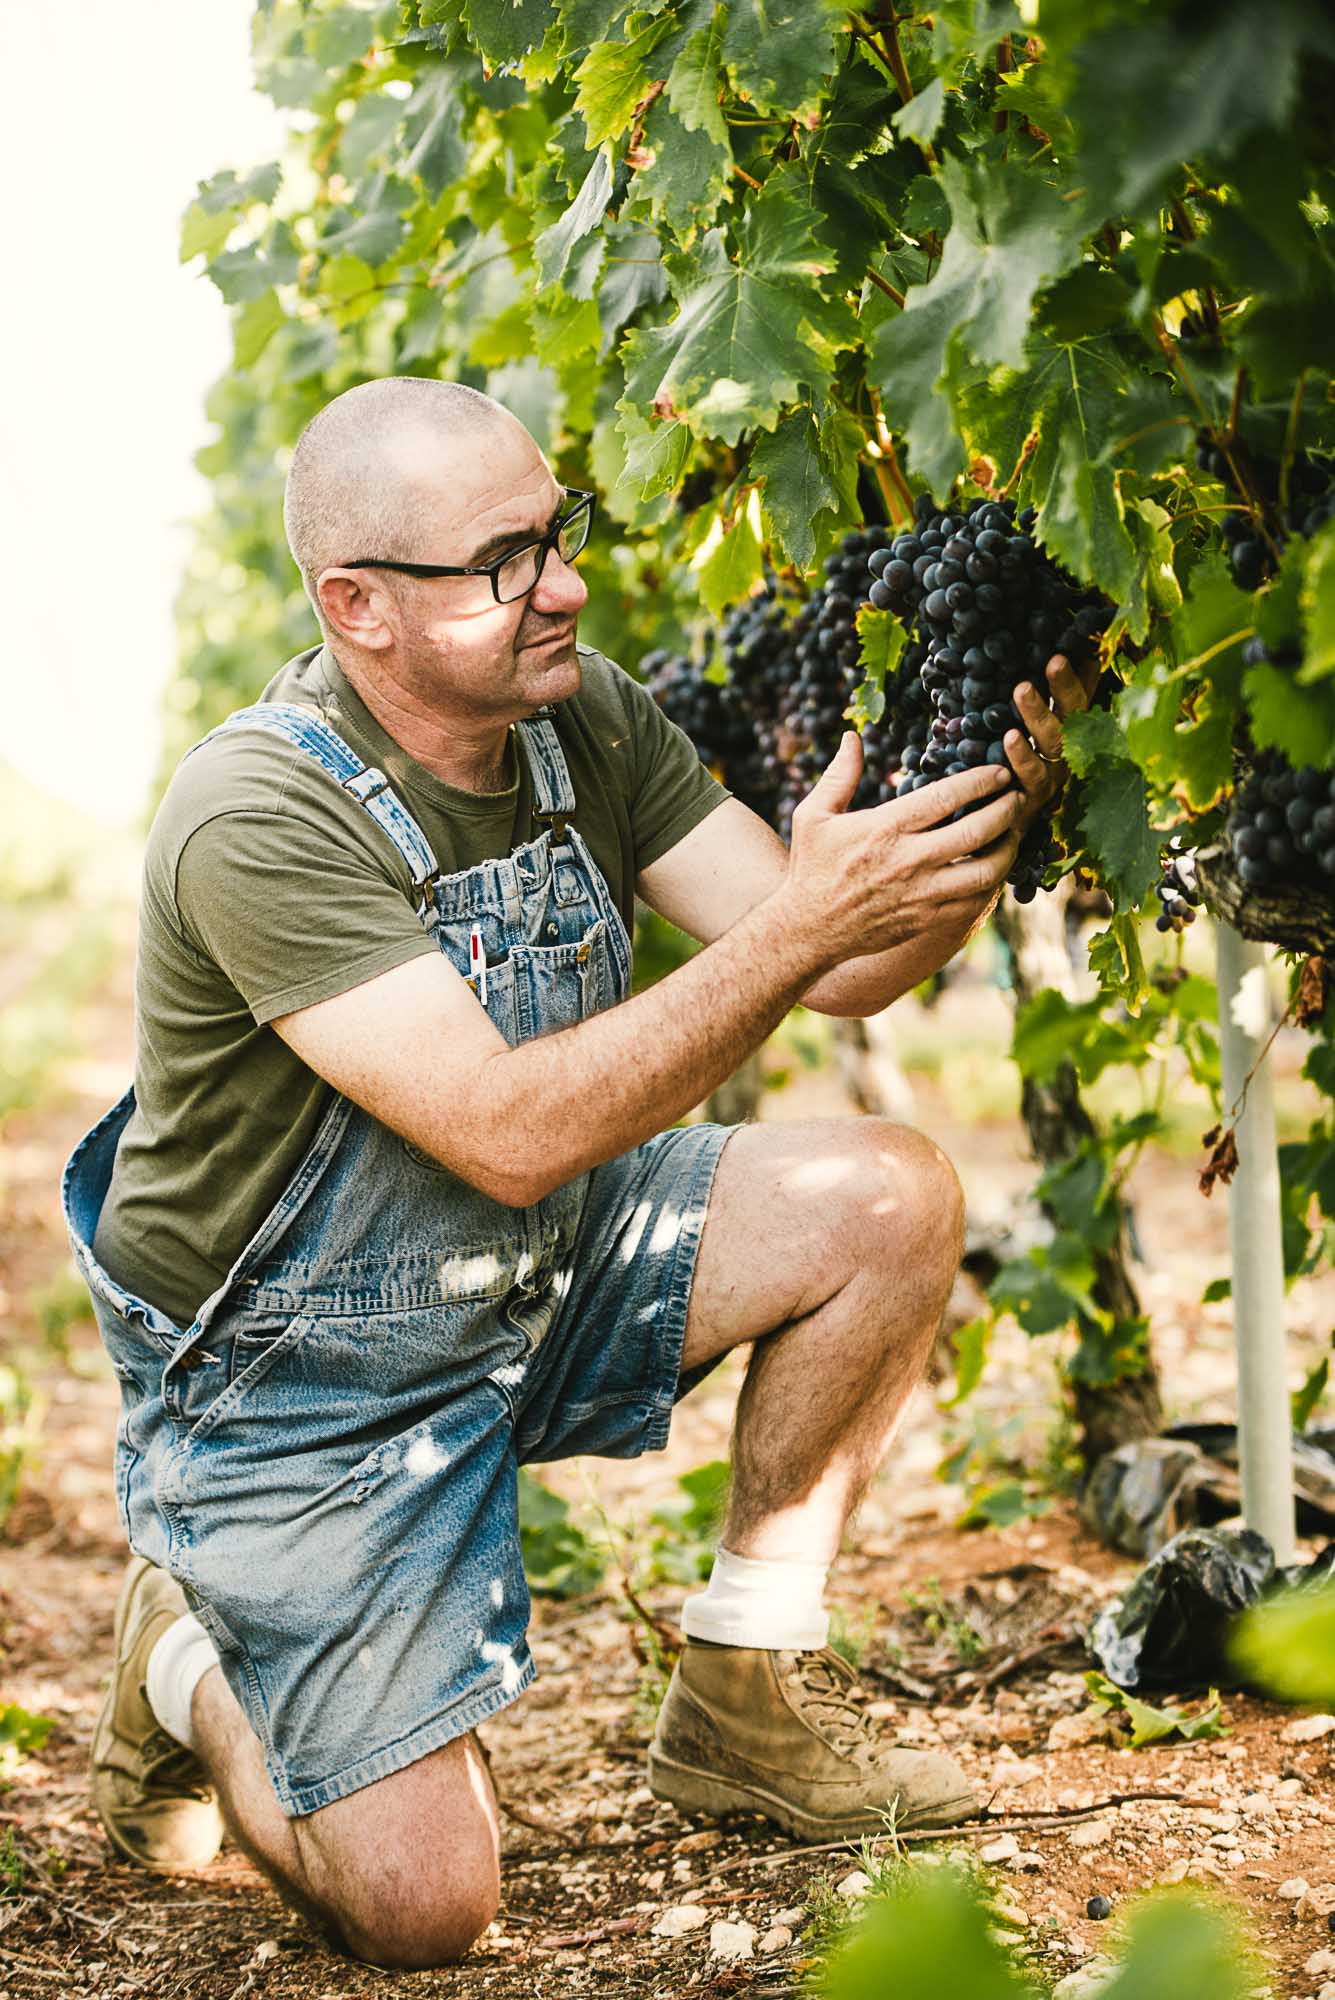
<box><xmin>468</xmin><ymin>926</ymin><xmax>488</xmax><ymax>1006</ymax></box>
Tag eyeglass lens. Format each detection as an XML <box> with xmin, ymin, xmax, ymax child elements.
<box><xmin>494</xmin><ymin>496</ymin><xmax>593</xmax><ymax>603</ymax></box>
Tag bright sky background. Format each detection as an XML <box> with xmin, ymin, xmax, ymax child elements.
<box><xmin>1</xmin><ymin>3</ymin><xmax>285</xmax><ymax>829</ymax></box>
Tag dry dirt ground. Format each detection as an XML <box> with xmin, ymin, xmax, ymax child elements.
<box><xmin>2</xmin><ymin>940</ymin><xmax>1334</xmax><ymax>2000</ymax></box>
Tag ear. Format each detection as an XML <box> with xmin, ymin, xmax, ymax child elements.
<box><xmin>315</xmin><ymin>568</ymin><xmax>396</xmax><ymax>650</ymax></box>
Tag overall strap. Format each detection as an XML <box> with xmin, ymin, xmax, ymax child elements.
<box><xmin>202</xmin><ymin>704</ymin><xmax>441</xmax><ymax>913</ymax></box>
<box><xmin>515</xmin><ymin>713</ymin><xmax>577</xmax><ymax>840</ymax></box>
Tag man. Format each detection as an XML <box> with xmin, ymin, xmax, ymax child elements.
<box><xmin>64</xmin><ymin>378</ymin><xmax>1090</xmax><ymax>1969</ymax></box>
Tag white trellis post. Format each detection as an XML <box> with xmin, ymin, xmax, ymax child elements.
<box><xmin>1215</xmin><ymin>921</ymin><xmax>1297</xmax><ymax>1565</ymax></box>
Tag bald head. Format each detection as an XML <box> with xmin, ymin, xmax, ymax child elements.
<box><xmin>283</xmin><ymin>378</ymin><xmax>528</xmax><ymax>620</ymax></box>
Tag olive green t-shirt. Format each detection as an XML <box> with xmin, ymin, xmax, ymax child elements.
<box><xmin>93</xmin><ymin>642</ymin><xmax>728</xmax><ymax>1329</ymax></box>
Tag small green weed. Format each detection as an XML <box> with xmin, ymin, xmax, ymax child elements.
<box><xmin>0</xmin><ymin>1365</ymin><xmax>45</xmax><ymax>1532</ymax></box>
<box><xmin>900</xmin><ymin>1580</ymin><xmax>984</xmax><ymax>1664</ymax></box>
<box><xmin>0</xmin><ymin>1703</ymin><xmax>54</xmax><ymax>1778</ymax></box>
<box><xmin>642</xmin><ymin>1459</ymin><xmax>730</xmax><ymax>1586</ymax></box>
<box><xmin>828</xmin><ymin>1604</ymin><xmax>879</xmax><ymax>1669</ymax></box>
<box><xmin>1084</xmin><ymin>1672</ymin><xmax>1226</xmax><ymax>1747</ymax></box>
<box><xmin>28</xmin><ymin>1263</ymin><xmax>94</xmax><ymax>1359</ymax></box>
<box><xmin>0</xmin><ymin>1829</ymin><xmax>24</xmax><ymax>1899</ymax></box>
<box><xmin>516</xmin><ymin>1470</ymin><xmax>607</xmax><ymax>1598</ymax></box>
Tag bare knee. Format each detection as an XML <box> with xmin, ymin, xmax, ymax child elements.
<box><xmin>335</xmin><ymin>1873</ymin><xmax>501</xmax><ymax>1969</ymax></box>
<box><xmin>853</xmin><ymin>1122</ymin><xmax>965</xmax><ymax>1284</ymax></box>
<box><xmin>294</xmin><ymin>1735</ymin><xmax>501</xmax><ymax>1969</ymax></box>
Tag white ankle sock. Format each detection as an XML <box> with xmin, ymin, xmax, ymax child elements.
<box><xmin>145</xmin><ymin>1613</ymin><xmax>218</xmax><ymax>1752</ymax></box>
<box><xmin>681</xmin><ymin>1546</ymin><xmax>830</xmax><ymax>1652</ymax></box>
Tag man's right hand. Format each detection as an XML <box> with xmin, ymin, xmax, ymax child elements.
<box><xmin>783</xmin><ymin>733</ymin><xmax>1025</xmax><ymax>970</ymax></box>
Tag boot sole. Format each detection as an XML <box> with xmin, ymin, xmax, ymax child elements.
<box><xmin>646</xmin><ymin>1745</ymin><xmax>977</xmax><ymax>1842</ymax></box>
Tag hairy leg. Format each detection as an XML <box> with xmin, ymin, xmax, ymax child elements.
<box><xmin>192</xmin><ymin>1668</ymin><xmax>500</xmax><ymax>1969</ymax></box>
<box><xmin>680</xmin><ymin>1118</ymin><xmax>964</xmax><ymax>1561</ymax></box>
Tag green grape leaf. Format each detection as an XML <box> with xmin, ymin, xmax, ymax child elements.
<box><xmin>849</xmin><ymin>606</ymin><xmax>906</xmax><ymax>727</ymax></box>
<box><xmin>180</xmin><ymin>162</ymin><xmax>282</xmax><ymax>263</ymax></box>
<box><xmin>1299</xmin><ymin>516</ymin><xmax>1335</xmax><ymax>683</ymax></box>
<box><xmin>721</xmin><ymin>0</ymin><xmax>843</xmax><ymax>118</ymax></box>
<box><xmin>892</xmin><ymin>76</ymin><xmax>946</xmax><ymax>146</ymax></box>
<box><xmin>1292</xmin><ymin>1349</ymin><xmax>1330</xmax><ymax>1431</ymax></box>
<box><xmin>1088</xmin><ymin>912</ymin><xmax>1149</xmax><ymax>1008</ymax></box>
<box><xmin>1119</xmin><ymin>663</ymin><xmax>1235</xmax><ymax>814</ymax></box>
<box><xmin>305</xmin><ymin>5</ymin><xmax>389</xmax><ymax>69</ymax></box>
<box><xmin>1244</xmin><ymin>657</ymin><xmax>1335</xmax><ymax>769</ymax></box>
<box><xmin>1065</xmin><ymin>711</ymin><xmax>1159</xmax><ymax>909</ymax></box>
<box><xmin>942</xmin><ymin>1317</ymin><xmax>990</xmax><ymax>1407</ymax></box>
<box><xmin>338</xmin><ymin>90</ymin><xmax>404</xmax><ymax>178</ymax></box>
<box><xmin>1231</xmin><ymin>1579</ymin><xmax>1335</xmax><ymax>1706</ymax></box>
<box><xmin>1232</xmin><ymin>294</ymin><xmax>1335</xmax><ymax>399</ymax></box>
<box><xmin>750</xmin><ymin>405</ymin><xmax>842</xmax><ymax>569</ymax></box>
<box><xmin>596</xmin><ymin>224</ymin><xmax>668</xmax><ymax>352</ymax></box>
<box><xmin>558</xmin><ymin>0</ymin><xmax>635</xmax><ymax>55</ymax></box>
<box><xmin>574</xmin><ymin>12</ymin><xmax>674</xmax><ymax>147</ymax></box>
<box><xmin>531</xmin><ymin>287</ymin><xmax>601</xmax><ymax>364</ymax></box>
<box><xmin>232</xmin><ymin>291</ymin><xmax>286</xmax><ymax>370</ymax></box>
<box><xmin>962</xmin><ymin>331</ymin><xmax>1140</xmax><ymax>599</ymax></box>
<box><xmin>666</xmin><ymin>12</ymin><xmax>728</xmax><ymax>146</ymax></box>
<box><xmin>535</xmin><ymin>148</ymin><xmax>613</xmax><ymax>290</ymax></box>
<box><xmin>873</xmin><ymin>156</ymin><xmax>1082</xmax><ymax>499</ymax></box>
<box><xmin>319</xmin><ymin>173</ymin><xmax>412</xmax><ymax>267</ymax></box>
<box><xmin>990</xmin><ymin>1239</ymin><xmax>1104</xmax><ymax>1338</ymax></box>
<box><xmin>1045</xmin><ymin>0</ymin><xmax>1330</xmax><ymax>219</ymax></box>
<box><xmin>1038</xmin><ymin>263</ymin><xmax>1132</xmax><ymax>343</ymax></box>
<box><xmin>692</xmin><ymin>493</ymin><xmax>765</xmax><ymax>617</ymax></box>
<box><xmin>887</xmin><ymin>154</ymin><xmax>1081</xmax><ymax>372</ymax></box>
<box><xmin>401</xmin><ymin>65</ymin><xmax>469</xmax><ymax>198</ymax></box>
<box><xmin>610</xmin><ymin>401</ymin><xmax>693</xmax><ymax>515</ymax></box>
<box><xmin>631</xmin><ymin>96</ymin><xmax>731</xmax><ymax>240</ymax></box>
<box><xmin>462</xmin><ymin>0</ymin><xmax>557</xmax><ymax>65</ymax></box>
<box><xmin>623</xmin><ymin>175</ymin><xmax>856</xmax><ymax>444</ymax></box>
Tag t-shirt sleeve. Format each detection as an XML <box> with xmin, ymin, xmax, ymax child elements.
<box><xmin>173</xmin><ymin>763</ymin><xmax>438</xmax><ymax>1026</ymax></box>
<box><xmin>614</xmin><ymin>662</ymin><xmax>732</xmax><ymax>870</ymax></box>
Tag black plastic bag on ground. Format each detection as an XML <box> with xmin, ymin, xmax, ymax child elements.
<box><xmin>1089</xmin><ymin>1525</ymin><xmax>1276</xmax><ymax>1689</ymax></box>
<box><xmin>1083</xmin><ymin>1426</ymin><xmax>1335</xmax><ymax>1558</ymax></box>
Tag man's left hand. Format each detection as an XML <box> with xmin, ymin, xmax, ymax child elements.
<box><xmin>1003</xmin><ymin>652</ymin><xmax>1102</xmax><ymax>833</ymax></box>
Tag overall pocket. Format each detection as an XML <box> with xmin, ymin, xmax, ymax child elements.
<box><xmin>511</xmin><ymin>919</ymin><xmax>610</xmax><ymax>1038</ymax></box>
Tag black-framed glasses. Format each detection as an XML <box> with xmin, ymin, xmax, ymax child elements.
<box><xmin>341</xmin><ymin>487</ymin><xmax>596</xmax><ymax>609</ymax></box>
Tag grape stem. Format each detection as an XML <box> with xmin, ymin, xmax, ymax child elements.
<box><xmin>867</xmin><ymin>388</ymin><xmax>916</xmax><ymax>520</ymax></box>
<box><xmin>866</xmin><ymin>268</ymin><xmax>907</xmax><ymax>309</ymax></box>
<box><xmin>1279</xmin><ymin>370</ymin><xmax>1308</xmax><ymax>516</ymax></box>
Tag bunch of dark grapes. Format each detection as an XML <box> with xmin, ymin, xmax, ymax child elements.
<box><xmin>719</xmin><ymin>577</ymin><xmax>804</xmax><ymax>830</ymax></box>
<box><xmin>639</xmin><ymin>646</ymin><xmax>780</xmax><ymax>824</ymax></box>
<box><xmin>1154</xmin><ymin>841</ymin><xmax>1202</xmax><ymax>933</ymax></box>
<box><xmin>866</xmin><ymin>493</ymin><xmax>1111</xmax><ymax>901</ymax></box>
<box><xmin>1194</xmin><ymin>430</ymin><xmax>1334</xmax><ymax>591</ymax></box>
<box><xmin>780</xmin><ymin>528</ymin><xmax>904</xmax><ymax>831</ymax></box>
<box><xmin>1226</xmin><ymin>747</ymin><xmax>1335</xmax><ymax>894</ymax></box>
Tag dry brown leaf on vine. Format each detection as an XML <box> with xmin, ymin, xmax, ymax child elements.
<box><xmin>1295</xmin><ymin>955</ymin><xmax>1329</xmax><ymax>1029</ymax></box>
<box><xmin>1198</xmin><ymin>1125</ymin><xmax>1239</xmax><ymax>1197</ymax></box>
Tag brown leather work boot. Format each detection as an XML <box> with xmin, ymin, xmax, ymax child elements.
<box><xmin>90</xmin><ymin>1556</ymin><xmax>223</xmax><ymax>1873</ymax></box>
<box><xmin>647</xmin><ymin>1641</ymin><xmax>978</xmax><ymax>1840</ymax></box>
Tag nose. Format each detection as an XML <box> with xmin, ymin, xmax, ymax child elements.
<box><xmin>530</xmin><ymin>545</ymin><xmax>588</xmax><ymax>616</ymax></box>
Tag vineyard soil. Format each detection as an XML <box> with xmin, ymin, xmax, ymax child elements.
<box><xmin>3</xmin><ymin>942</ymin><xmax>1334</xmax><ymax>2000</ymax></box>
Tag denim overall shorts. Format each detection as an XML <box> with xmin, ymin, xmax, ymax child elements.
<box><xmin>63</xmin><ymin>704</ymin><xmax>732</xmax><ymax>1815</ymax></box>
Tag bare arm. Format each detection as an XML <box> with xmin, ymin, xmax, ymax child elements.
<box><xmin>273</xmin><ymin>755</ymin><xmax>1022</xmax><ymax>1206</ymax></box>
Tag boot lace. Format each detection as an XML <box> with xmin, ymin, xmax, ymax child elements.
<box><xmin>784</xmin><ymin>1649</ymin><xmax>882</xmax><ymax>1764</ymax></box>
<box><xmin>139</xmin><ymin>1727</ymin><xmax>214</xmax><ymax>1801</ymax></box>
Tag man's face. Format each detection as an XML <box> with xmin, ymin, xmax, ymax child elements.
<box><xmin>377</xmin><ymin>421</ymin><xmax>589</xmax><ymax>722</ymax></box>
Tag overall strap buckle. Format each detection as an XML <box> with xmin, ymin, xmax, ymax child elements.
<box><xmin>535</xmin><ymin>809</ymin><xmax>570</xmax><ymax>843</ymax></box>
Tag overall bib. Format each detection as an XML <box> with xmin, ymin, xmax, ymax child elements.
<box><xmin>64</xmin><ymin>705</ymin><xmax>731</xmax><ymax>1814</ymax></box>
